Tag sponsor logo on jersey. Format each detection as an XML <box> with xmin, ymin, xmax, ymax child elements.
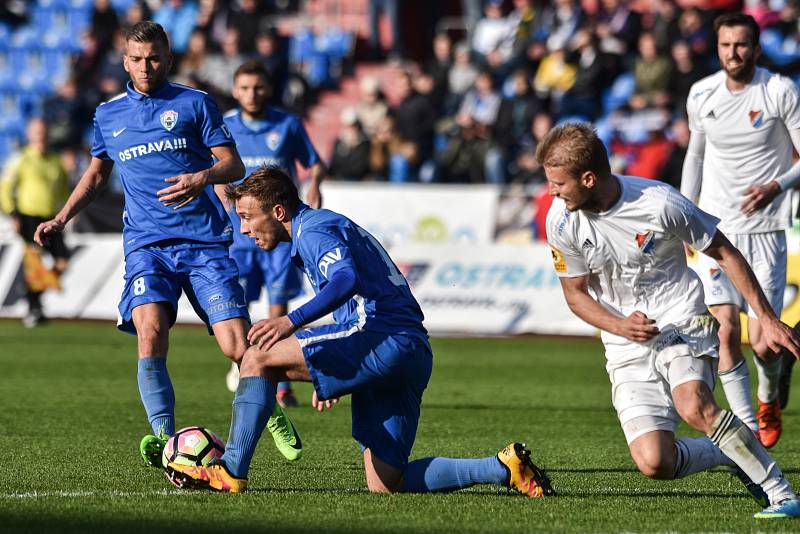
<box><xmin>220</xmin><ymin>124</ymin><xmax>232</xmax><ymax>138</ymax></box>
<box><xmin>557</xmin><ymin>210</ymin><xmax>570</xmax><ymax>236</ymax></box>
<box><xmin>709</xmin><ymin>267</ymin><xmax>721</xmax><ymax>281</ymax></box>
<box><xmin>208</xmin><ymin>293</ymin><xmax>222</xmax><ymax>303</ymax></box>
<box><xmin>635</xmin><ymin>231</ymin><xmax>655</xmax><ymax>253</ymax></box>
<box><xmin>748</xmin><ymin>109</ymin><xmax>764</xmax><ymax>128</ymax></box>
<box><xmin>118</xmin><ymin>138</ymin><xmax>188</xmax><ymax>161</ymax></box>
<box><xmin>266</xmin><ymin>132</ymin><xmax>281</xmax><ymax>150</ymax></box>
<box><xmin>318</xmin><ymin>247</ymin><xmax>343</xmax><ymax>277</ymax></box>
<box><xmin>160</xmin><ymin>110</ymin><xmax>178</xmax><ymax>131</ymax></box>
<box><xmin>705</xmin><ymin>110</ymin><xmax>716</xmax><ymax>120</ymax></box>
<box><xmin>582</xmin><ymin>238</ymin><xmax>594</xmax><ymax>251</ymax></box>
<box><xmin>240</xmin><ymin>156</ymin><xmax>286</xmax><ymax>169</ymax></box>
<box><xmin>550</xmin><ymin>246</ymin><xmax>567</xmax><ymax>273</ymax></box>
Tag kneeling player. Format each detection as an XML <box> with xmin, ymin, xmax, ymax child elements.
<box><xmin>165</xmin><ymin>167</ymin><xmax>554</xmax><ymax>496</ymax></box>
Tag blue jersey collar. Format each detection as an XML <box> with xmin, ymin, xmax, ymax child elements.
<box><xmin>290</xmin><ymin>202</ymin><xmax>310</xmax><ymax>257</ymax></box>
<box><xmin>126</xmin><ymin>80</ymin><xmax>171</xmax><ymax>101</ymax></box>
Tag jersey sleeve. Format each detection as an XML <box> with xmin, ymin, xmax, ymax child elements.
<box><xmin>300</xmin><ymin>228</ymin><xmax>356</xmax><ymax>281</ymax></box>
<box><xmin>90</xmin><ymin>114</ymin><xmax>111</xmax><ymax>160</ymax></box>
<box><xmin>545</xmin><ymin>203</ymin><xmax>589</xmax><ymax>277</ymax></box>
<box><xmin>197</xmin><ymin>94</ymin><xmax>235</xmax><ymax>148</ymax></box>
<box><xmin>685</xmin><ymin>84</ymin><xmax>704</xmax><ymax>134</ymax></box>
<box><xmin>661</xmin><ymin>187</ymin><xmax>719</xmax><ymax>251</ymax></box>
<box><xmin>291</xmin><ymin>117</ymin><xmax>321</xmax><ymax>168</ymax></box>
<box><xmin>777</xmin><ymin>76</ymin><xmax>800</xmax><ymax>131</ymax></box>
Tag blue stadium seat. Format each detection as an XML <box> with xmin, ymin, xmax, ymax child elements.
<box><xmin>0</xmin><ymin>93</ymin><xmax>27</xmax><ymax>136</ymax></box>
<box><xmin>601</xmin><ymin>71</ymin><xmax>635</xmax><ymax>115</ymax></box>
<box><xmin>289</xmin><ymin>28</ymin><xmax>315</xmax><ymax>66</ymax></box>
<box><xmin>110</xmin><ymin>0</ymin><xmax>137</xmax><ymax>12</ymax></box>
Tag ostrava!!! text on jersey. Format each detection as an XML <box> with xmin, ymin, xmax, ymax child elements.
<box><xmin>118</xmin><ymin>137</ymin><xmax>188</xmax><ymax>161</ymax></box>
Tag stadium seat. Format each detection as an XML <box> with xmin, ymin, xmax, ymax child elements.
<box><xmin>601</xmin><ymin>71</ymin><xmax>635</xmax><ymax>115</ymax></box>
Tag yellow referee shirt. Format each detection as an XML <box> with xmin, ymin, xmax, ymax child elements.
<box><xmin>0</xmin><ymin>146</ymin><xmax>70</xmax><ymax>218</ymax></box>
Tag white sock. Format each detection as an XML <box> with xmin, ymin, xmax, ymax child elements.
<box><xmin>754</xmin><ymin>356</ymin><xmax>781</xmax><ymax>403</ymax></box>
<box><xmin>673</xmin><ymin>437</ymin><xmax>734</xmax><ymax>479</ymax></box>
<box><xmin>719</xmin><ymin>360</ymin><xmax>758</xmax><ymax>433</ymax></box>
<box><xmin>708</xmin><ymin>410</ymin><xmax>795</xmax><ymax>504</ymax></box>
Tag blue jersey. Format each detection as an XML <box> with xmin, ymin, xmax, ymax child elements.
<box><xmin>224</xmin><ymin>107</ymin><xmax>320</xmax><ymax>250</ymax></box>
<box><xmin>291</xmin><ymin>204</ymin><xmax>427</xmax><ymax>340</ymax></box>
<box><xmin>91</xmin><ymin>82</ymin><xmax>235</xmax><ymax>256</ymax></box>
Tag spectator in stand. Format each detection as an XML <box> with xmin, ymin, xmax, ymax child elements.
<box><xmin>544</xmin><ymin>0</ymin><xmax>583</xmax><ymax>52</ymax></box>
<box><xmin>533</xmin><ymin>44</ymin><xmax>576</xmax><ymax>109</ymax></box>
<box><xmin>42</xmin><ymin>78</ymin><xmax>92</xmax><ymax>153</ymax></box>
<box><xmin>329</xmin><ymin>108</ymin><xmax>371</xmax><ymax>182</ymax></box>
<box><xmin>630</xmin><ymin>32</ymin><xmax>672</xmax><ymax>110</ymax></box>
<box><xmin>425</xmin><ymin>32</ymin><xmax>453</xmax><ymax>117</ymax></box>
<box><xmin>72</xmin><ymin>31</ymin><xmax>103</xmax><ymax>90</ymax></box>
<box><xmin>369</xmin><ymin>115</ymin><xmax>417</xmax><ymax>182</ymax></box>
<box><xmin>472</xmin><ymin>0</ymin><xmax>516</xmax><ymax>65</ymax></box>
<box><xmin>458</xmin><ymin>69</ymin><xmax>501</xmax><ymax>130</ymax></box>
<box><xmin>595</xmin><ymin>0</ymin><xmax>641</xmax><ymax>64</ymax></box>
<box><xmin>560</xmin><ymin>27</ymin><xmax>614</xmax><ymax>120</ymax></box>
<box><xmin>228</xmin><ymin>0</ymin><xmax>268</xmax><ymax>55</ymax></box>
<box><xmin>508</xmin><ymin>0</ymin><xmax>542</xmax><ymax>54</ymax></box>
<box><xmin>0</xmin><ymin>118</ymin><xmax>71</xmax><ymax>327</ymax></box>
<box><xmin>153</xmin><ymin>0</ymin><xmax>199</xmax><ymax>55</ymax></box>
<box><xmin>198</xmin><ymin>27</ymin><xmax>246</xmax><ymax>109</ymax></box>
<box><xmin>448</xmin><ymin>42</ymin><xmax>479</xmax><ymax>114</ymax></box>
<box><xmin>368</xmin><ymin>0</ymin><xmax>403</xmax><ymax>60</ymax></box>
<box><xmin>514</xmin><ymin>111</ymin><xmax>553</xmax><ymax>185</ymax></box>
<box><xmin>91</xmin><ymin>0</ymin><xmax>120</xmax><ymax>52</ymax></box>
<box><xmin>486</xmin><ymin>69</ymin><xmax>542</xmax><ymax>184</ymax></box>
<box><xmin>195</xmin><ymin>0</ymin><xmax>230</xmax><ymax>47</ymax></box>
<box><xmin>651</xmin><ymin>0</ymin><xmax>681</xmax><ymax>53</ymax></box>
<box><xmin>355</xmin><ymin>76</ymin><xmax>388</xmax><ymax>139</ymax></box>
<box><xmin>677</xmin><ymin>7</ymin><xmax>710</xmax><ymax>60</ymax></box>
<box><xmin>657</xmin><ymin>117</ymin><xmax>690</xmax><ymax>190</ymax></box>
<box><xmin>124</xmin><ymin>1</ymin><xmax>152</xmax><ymax>27</ymax></box>
<box><xmin>391</xmin><ymin>71</ymin><xmax>436</xmax><ymax>182</ymax></box>
<box><xmin>178</xmin><ymin>29</ymin><xmax>210</xmax><ymax>82</ymax></box>
<box><xmin>95</xmin><ymin>29</ymin><xmax>130</xmax><ymax>100</ymax></box>
<box><xmin>666</xmin><ymin>40</ymin><xmax>708</xmax><ymax>115</ymax></box>
<box><xmin>254</xmin><ymin>30</ymin><xmax>289</xmax><ymax>106</ymax></box>
<box><xmin>439</xmin><ymin>114</ymin><xmax>490</xmax><ymax>183</ymax></box>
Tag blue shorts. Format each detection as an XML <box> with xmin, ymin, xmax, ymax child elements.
<box><xmin>296</xmin><ymin>325</ymin><xmax>433</xmax><ymax>468</ymax></box>
<box><xmin>230</xmin><ymin>242</ymin><xmax>304</xmax><ymax>305</ymax></box>
<box><xmin>118</xmin><ymin>240</ymin><xmax>249</xmax><ymax>335</ymax></box>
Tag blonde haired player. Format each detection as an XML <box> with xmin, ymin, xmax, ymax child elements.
<box><xmin>542</xmin><ymin>122</ymin><xmax>800</xmax><ymax>519</ymax></box>
<box><xmin>680</xmin><ymin>12</ymin><xmax>800</xmax><ymax>448</ymax></box>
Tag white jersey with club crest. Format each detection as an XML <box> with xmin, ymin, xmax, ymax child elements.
<box><xmin>686</xmin><ymin>67</ymin><xmax>800</xmax><ymax>233</ymax></box>
<box><xmin>546</xmin><ymin>176</ymin><xmax>720</xmax><ymax>362</ymax></box>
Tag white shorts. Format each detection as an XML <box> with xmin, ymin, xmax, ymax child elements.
<box><xmin>697</xmin><ymin>231</ymin><xmax>786</xmax><ymax>318</ymax></box>
<box><xmin>606</xmin><ymin>315</ymin><xmax>719</xmax><ymax>444</ymax></box>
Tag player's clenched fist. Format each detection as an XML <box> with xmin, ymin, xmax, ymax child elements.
<box><xmin>616</xmin><ymin>311</ymin><xmax>660</xmax><ymax>342</ymax></box>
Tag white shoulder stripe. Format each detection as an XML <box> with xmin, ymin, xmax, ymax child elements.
<box><xmin>223</xmin><ymin>109</ymin><xmax>240</xmax><ymax>118</ymax></box>
<box><xmin>98</xmin><ymin>91</ymin><xmax>127</xmax><ymax>106</ymax></box>
<box><xmin>168</xmin><ymin>82</ymin><xmax>208</xmax><ymax>95</ymax></box>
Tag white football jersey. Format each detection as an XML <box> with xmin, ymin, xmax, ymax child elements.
<box><xmin>547</xmin><ymin>176</ymin><xmax>719</xmax><ymax>360</ymax></box>
<box><xmin>687</xmin><ymin>67</ymin><xmax>800</xmax><ymax>233</ymax></box>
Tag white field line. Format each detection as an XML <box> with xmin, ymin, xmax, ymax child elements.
<box><xmin>1</xmin><ymin>489</ymin><xmax>192</xmax><ymax>498</ymax></box>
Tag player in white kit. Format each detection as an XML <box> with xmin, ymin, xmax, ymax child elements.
<box><xmin>542</xmin><ymin>122</ymin><xmax>800</xmax><ymax>519</ymax></box>
<box><xmin>680</xmin><ymin>12</ymin><xmax>800</xmax><ymax>449</ymax></box>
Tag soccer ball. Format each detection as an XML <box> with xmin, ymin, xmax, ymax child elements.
<box><xmin>162</xmin><ymin>426</ymin><xmax>225</xmax><ymax>467</ymax></box>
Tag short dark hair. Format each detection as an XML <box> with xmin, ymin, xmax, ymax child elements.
<box><xmin>234</xmin><ymin>60</ymin><xmax>270</xmax><ymax>83</ymax></box>
<box><xmin>535</xmin><ymin>122</ymin><xmax>611</xmax><ymax>179</ymax></box>
<box><xmin>225</xmin><ymin>167</ymin><xmax>300</xmax><ymax>213</ymax></box>
<box><xmin>714</xmin><ymin>12</ymin><xmax>760</xmax><ymax>47</ymax></box>
<box><xmin>125</xmin><ymin>21</ymin><xmax>170</xmax><ymax>49</ymax></box>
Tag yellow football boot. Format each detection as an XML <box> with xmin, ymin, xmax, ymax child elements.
<box><xmin>497</xmin><ymin>442</ymin><xmax>554</xmax><ymax>497</ymax></box>
<box><xmin>165</xmin><ymin>462</ymin><xmax>248</xmax><ymax>493</ymax></box>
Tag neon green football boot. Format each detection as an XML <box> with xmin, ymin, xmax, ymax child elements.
<box><xmin>267</xmin><ymin>403</ymin><xmax>303</xmax><ymax>461</ymax></box>
<box><xmin>139</xmin><ymin>429</ymin><xmax>169</xmax><ymax>468</ymax></box>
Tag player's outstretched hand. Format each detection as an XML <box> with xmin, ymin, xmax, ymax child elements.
<box><xmin>157</xmin><ymin>171</ymin><xmax>208</xmax><ymax>209</ymax></box>
<box><xmin>617</xmin><ymin>311</ymin><xmax>660</xmax><ymax>343</ymax></box>
<box><xmin>742</xmin><ymin>181</ymin><xmax>781</xmax><ymax>216</ymax></box>
<box><xmin>760</xmin><ymin>317</ymin><xmax>800</xmax><ymax>361</ymax></box>
<box><xmin>248</xmin><ymin>316</ymin><xmax>297</xmax><ymax>352</ymax></box>
<box><xmin>311</xmin><ymin>390</ymin><xmax>338</xmax><ymax>412</ymax></box>
<box><xmin>33</xmin><ymin>218</ymin><xmax>65</xmax><ymax>246</ymax></box>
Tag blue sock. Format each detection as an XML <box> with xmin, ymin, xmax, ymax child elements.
<box><xmin>402</xmin><ymin>456</ymin><xmax>508</xmax><ymax>493</ymax></box>
<box><xmin>222</xmin><ymin>376</ymin><xmax>276</xmax><ymax>479</ymax></box>
<box><xmin>137</xmin><ymin>356</ymin><xmax>175</xmax><ymax>436</ymax></box>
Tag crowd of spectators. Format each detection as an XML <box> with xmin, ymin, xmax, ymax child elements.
<box><xmin>1</xmin><ymin>0</ymin><xmax>800</xmax><ymax>239</ymax></box>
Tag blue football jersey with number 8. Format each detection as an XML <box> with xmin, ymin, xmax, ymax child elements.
<box><xmin>290</xmin><ymin>204</ymin><xmax>427</xmax><ymax>340</ymax></box>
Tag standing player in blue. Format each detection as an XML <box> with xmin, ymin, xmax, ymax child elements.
<box><xmin>165</xmin><ymin>167</ymin><xmax>555</xmax><ymax>497</ymax></box>
<box><xmin>34</xmin><ymin>22</ymin><xmax>302</xmax><ymax>468</ymax></box>
<box><xmin>222</xmin><ymin>60</ymin><xmax>327</xmax><ymax>408</ymax></box>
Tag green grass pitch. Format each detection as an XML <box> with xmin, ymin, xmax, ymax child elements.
<box><xmin>1</xmin><ymin>320</ymin><xmax>800</xmax><ymax>533</ymax></box>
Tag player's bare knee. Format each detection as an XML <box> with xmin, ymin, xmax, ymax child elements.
<box><xmin>219</xmin><ymin>337</ymin><xmax>247</xmax><ymax>363</ymax></box>
<box><xmin>136</xmin><ymin>323</ymin><xmax>168</xmax><ymax>355</ymax></box>
<box><xmin>677</xmin><ymin>399</ymin><xmax>718</xmax><ymax>434</ymax></box>
<box><xmin>632</xmin><ymin>449</ymin><xmax>674</xmax><ymax>480</ymax></box>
